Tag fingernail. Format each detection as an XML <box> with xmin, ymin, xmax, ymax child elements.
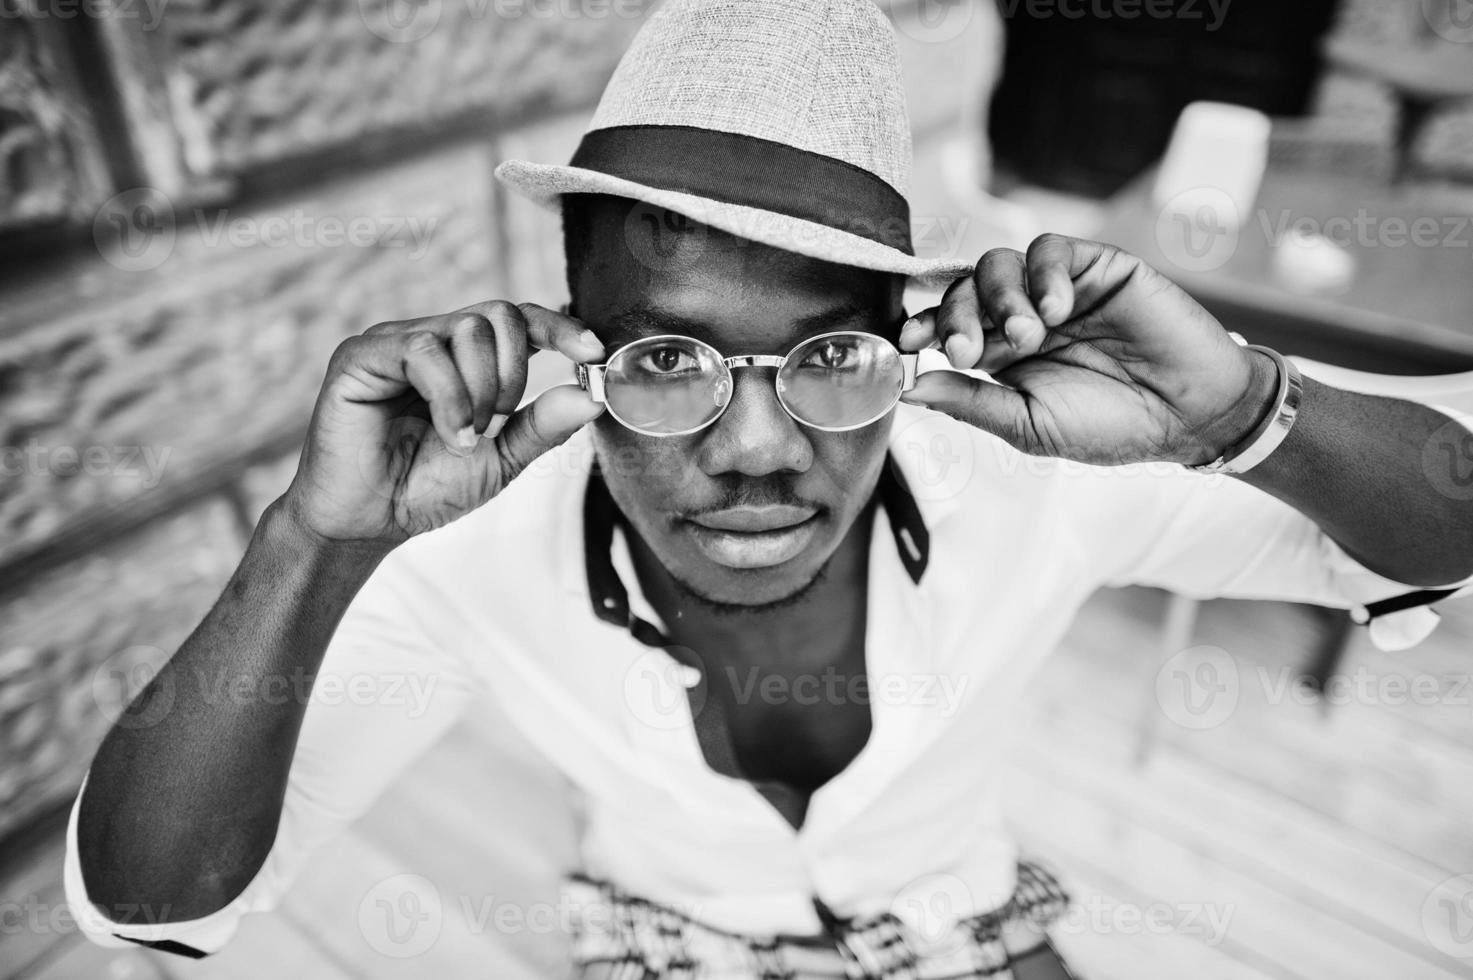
<box><xmin>456</xmin><ymin>425</ymin><xmax>477</xmax><ymax>451</ymax></box>
<box><xmin>1039</xmin><ymin>294</ymin><xmax>1066</xmax><ymax>323</ymax></box>
<box><xmin>900</xmin><ymin>316</ymin><xmax>923</xmax><ymax>340</ymax></box>
<box><xmin>482</xmin><ymin>413</ymin><xmax>510</xmax><ymax>440</ymax></box>
<box><xmin>1003</xmin><ymin>314</ymin><xmax>1039</xmax><ymax>350</ymax></box>
<box><xmin>579</xmin><ymin>330</ymin><xmax>604</xmax><ymax>353</ymax></box>
<box><xmin>944</xmin><ymin>334</ymin><xmax>969</xmax><ymax>367</ymax></box>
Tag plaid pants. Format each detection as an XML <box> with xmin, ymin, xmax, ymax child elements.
<box><xmin>564</xmin><ymin>860</ymin><xmax>1075</xmax><ymax>979</ymax></box>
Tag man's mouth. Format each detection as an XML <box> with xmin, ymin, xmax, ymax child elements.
<box><xmin>683</xmin><ymin>505</ymin><xmax>821</xmax><ymax>569</ymax></box>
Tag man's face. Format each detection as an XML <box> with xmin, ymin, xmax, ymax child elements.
<box><xmin>571</xmin><ymin>196</ymin><xmax>906</xmax><ymax>608</ymax></box>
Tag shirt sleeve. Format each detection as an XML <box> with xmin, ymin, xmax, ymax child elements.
<box><xmin>1067</xmin><ymin>461</ymin><xmax>1472</xmax><ymax>652</ymax></box>
<box><xmin>63</xmin><ymin>547</ymin><xmax>483</xmax><ymax>956</ymax></box>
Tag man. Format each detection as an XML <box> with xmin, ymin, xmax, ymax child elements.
<box><xmin>65</xmin><ymin>0</ymin><xmax>1473</xmax><ymax>977</ymax></box>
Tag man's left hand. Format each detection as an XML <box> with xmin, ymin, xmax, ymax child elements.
<box><xmin>899</xmin><ymin>234</ymin><xmax>1278</xmax><ymax>467</ymax></box>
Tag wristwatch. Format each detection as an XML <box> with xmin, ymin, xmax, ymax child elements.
<box><xmin>1189</xmin><ymin>344</ymin><xmax>1304</xmax><ymax>476</ymax></box>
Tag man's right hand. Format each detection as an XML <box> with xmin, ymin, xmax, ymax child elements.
<box><xmin>281</xmin><ymin>301</ymin><xmax>607</xmax><ymax>545</ymax></box>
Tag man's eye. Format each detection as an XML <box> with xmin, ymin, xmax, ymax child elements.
<box><xmin>638</xmin><ymin>346</ymin><xmax>697</xmax><ymax>374</ymax></box>
<box><xmin>801</xmin><ymin>341</ymin><xmax>853</xmax><ymax>369</ymax></box>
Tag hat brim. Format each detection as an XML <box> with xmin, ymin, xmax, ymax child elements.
<box><xmin>495</xmin><ymin>160</ymin><xmax>975</xmax><ymax>288</ymax></box>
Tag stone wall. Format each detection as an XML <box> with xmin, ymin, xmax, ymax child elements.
<box><xmin>0</xmin><ymin>0</ymin><xmax>658</xmax><ymax>844</ymax></box>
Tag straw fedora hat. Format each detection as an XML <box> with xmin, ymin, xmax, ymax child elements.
<box><xmin>494</xmin><ymin>0</ymin><xmax>977</xmax><ymax>287</ymax></box>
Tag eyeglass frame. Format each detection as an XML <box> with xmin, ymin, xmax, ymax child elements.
<box><xmin>573</xmin><ymin>329</ymin><xmax>923</xmax><ymax>437</ymax></box>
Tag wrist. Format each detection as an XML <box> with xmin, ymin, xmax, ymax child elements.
<box><xmin>1194</xmin><ymin>347</ymin><xmax>1280</xmax><ymax>464</ymax></box>
<box><xmin>260</xmin><ymin>494</ymin><xmax>398</xmax><ymax>575</ymax></box>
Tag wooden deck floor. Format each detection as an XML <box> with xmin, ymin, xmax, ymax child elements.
<box><xmin>5</xmin><ymin>587</ymin><xmax>1473</xmax><ymax>980</ymax></box>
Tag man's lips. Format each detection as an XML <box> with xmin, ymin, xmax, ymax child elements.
<box><xmin>686</xmin><ymin>504</ymin><xmax>819</xmax><ymax>533</ymax></box>
<box><xmin>680</xmin><ymin>505</ymin><xmax>823</xmax><ymax>569</ymax></box>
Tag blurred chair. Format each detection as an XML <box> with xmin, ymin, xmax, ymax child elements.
<box><xmin>1139</xmin><ymin>359</ymin><xmax>1473</xmax><ymax>763</ymax></box>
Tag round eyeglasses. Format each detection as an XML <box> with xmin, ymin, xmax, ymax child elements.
<box><xmin>574</xmin><ymin>330</ymin><xmax>922</xmax><ymax>437</ymax></box>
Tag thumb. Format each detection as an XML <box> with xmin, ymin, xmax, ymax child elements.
<box><xmin>492</xmin><ymin>383</ymin><xmax>606</xmax><ymax>486</ymax></box>
<box><xmin>900</xmin><ymin>370</ymin><xmax>1031</xmax><ymax>448</ymax></box>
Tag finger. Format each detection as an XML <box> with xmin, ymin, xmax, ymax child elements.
<box><xmin>974</xmin><ymin>248</ymin><xmax>1047</xmax><ymax>356</ymax></box>
<box><xmin>899</xmin><ymin>370</ymin><xmax>1030</xmax><ymax>449</ymax></box>
<box><xmin>399</xmin><ymin>330</ymin><xmax>477</xmax><ymax>455</ymax></box>
<box><xmin>935</xmin><ymin>275</ymin><xmax>987</xmax><ymax>368</ymax></box>
<box><xmin>475</xmin><ymin>301</ymin><xmax>531</xmax><ymax>424</ymax></box>
<box><xmin>443</xmin><ymin>312</ymin><xmax>502</xmax><ymax>434</ymax></box>
<box><xmin>977</xmin><ymin>324</ymin><xmax>1020</xmax><ymax>374</ymax></box>
<box><xmin>898</xmin><ymin>308</ymin><xmax>943</xmax><ymax>352</ymax></box>
<box><xmin>492</xmin><ymin>383</ymin><xmax>606</xmax><ymax>486</ymax></box>
<box><xmin>1025</xmin><ymin>234</ymin><xmax>1082</xmax><ymax>327</ymax></box>
<box><xmin>516</xmin><ymin>301</ymin><xmax>605</xmax><ymax>362</ymax></box>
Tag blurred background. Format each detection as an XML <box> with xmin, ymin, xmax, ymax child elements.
<box><xmin>2</xmin><ymin>0</ymin><xmax>1472</xmax><ymax>978</ymax></box>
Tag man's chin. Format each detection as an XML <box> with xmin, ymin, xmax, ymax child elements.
<box><xmin>669</xmin><ymin>557</ymin><xmax>831</xmax><ymax>615</ymax></box>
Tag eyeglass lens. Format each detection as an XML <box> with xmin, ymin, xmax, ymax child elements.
<box><xmin>601</xmin><ymin>333</ymin><xmax>905</xmax><ymax>435</ymax></box>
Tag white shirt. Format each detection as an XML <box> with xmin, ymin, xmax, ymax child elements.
<box><xmin>63</xmin><ymin>403</ymin><xmax>1464</xmax><ymax>956</ymax></box>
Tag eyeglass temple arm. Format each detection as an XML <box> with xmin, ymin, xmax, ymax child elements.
<box><xmin>574</xmin><ymin>363</ymin><xmax>607</xmax><ymax>403</ymax></box>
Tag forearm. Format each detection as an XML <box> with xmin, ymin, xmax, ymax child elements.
<box><xmin>1240</xmin><ymin>375</ymin><xmax>1473</xmax><ymax>587</ymax></box>
<box><xmin>77</xmin><ymin>498</ymin><xmax>395</xmax><ymax>921</ymax></box>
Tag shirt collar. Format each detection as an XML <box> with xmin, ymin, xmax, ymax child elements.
<box><xmin>581</xmin><ymin>453</ymin><xmax>930</xmax><ymax>647</ymax></box>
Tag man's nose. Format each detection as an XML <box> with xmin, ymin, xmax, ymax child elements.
<box><xmin>696</xmin><ymin>368</ymin><xmax>814</xmax><ymax>477</ymax></box>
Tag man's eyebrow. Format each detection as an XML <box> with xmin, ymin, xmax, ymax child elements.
<box><xmin>792</xmin><ymin>301</ymin><xmax>881</xmax><ymax>332</ymax></box>
<box><xmin>603</xmin><ymin>301</ymin><xmax>881</xmax><ymax>341</ymax></box>
<box><xmin>603</xmin><ymin>307</ymin><xmax>705</xmax><ymax>339</ymax></box>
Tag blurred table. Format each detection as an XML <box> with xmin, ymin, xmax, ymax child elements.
<box><xmin>1099</xmin><ymin>167</ymin><xmax>1473</xmax><ymax>374</ymax></box>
